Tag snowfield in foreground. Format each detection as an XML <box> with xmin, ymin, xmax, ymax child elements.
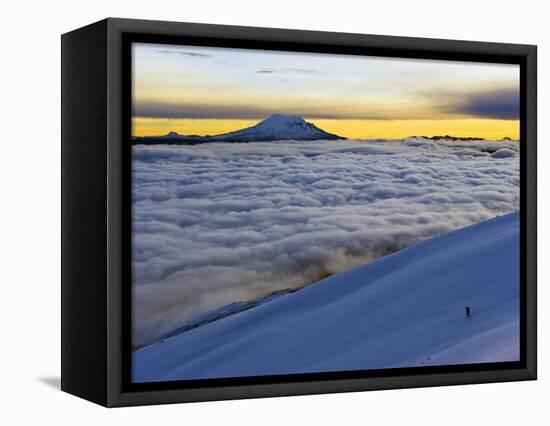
<box><xmin>132</xmin><ymin>138</ymin><xmax>519</xmax><ymax>347</ymax></box>
<box><xmin>133</xmin><ymin>212</ymin><xmax>519</xmax><ymax>382</ymax></box>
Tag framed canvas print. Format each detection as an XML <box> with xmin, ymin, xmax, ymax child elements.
<box><xmin>61</xmin><ymin>18</ymin><xmax>537</xmax><ymax>407</ymax></box>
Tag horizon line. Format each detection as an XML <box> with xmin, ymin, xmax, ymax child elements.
<box><xmin>131</xmin><ymin>115</ymin><xmax>520</xmax><ymax>140</ymax></box>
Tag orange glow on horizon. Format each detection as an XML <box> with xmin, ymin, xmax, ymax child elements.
<box><xmin>132</xmin><ymin>117</ymin><xmax>520</xmax><ymax>140</ymax></box>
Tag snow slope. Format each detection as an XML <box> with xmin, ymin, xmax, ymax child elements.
<box><xmin>157</xmin><ymin>288</ymin><xmax>297</xmax><ymax>343</ymax></box>
<box><xmin>133</xmin><ymin>212</ymin><xmax>520</xmax><ymax>382</ymax></box>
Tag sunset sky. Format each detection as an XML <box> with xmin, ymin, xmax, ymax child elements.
<box><xmin>132</xmin><ymin>43</ymin><xmax>520</xmax><ymax>139</ymax></box>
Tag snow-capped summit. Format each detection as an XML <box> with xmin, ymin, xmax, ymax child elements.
<box><xmin>262</xmin><ymin>113</ymin><xmax>304</xmax><ymax>124</ymax></box>
<box><xmin>133</xmin><ymin>114</ymin><xmax>345</xmax><ymax>144</ymax></box>
<box><xmin>156</xmin><ymin>131</ymin><xmax>182</xmax><ymax>139</ymax></box>
<box><xmin>212</xmin><ymin>114</ymin><xmax>345</xmax><ymax>142</ymax></box>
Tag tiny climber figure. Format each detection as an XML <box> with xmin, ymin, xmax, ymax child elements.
<box><xmin>465</xmin><ymin>306</ymin><xmax>472</xmax><ymax>317</ymax></box>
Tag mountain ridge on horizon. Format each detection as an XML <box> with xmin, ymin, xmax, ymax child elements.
<box><xmin>132</xmin><ymin>114</ymin><xmax>514</xmax><ymax>143</ymax></box>
<box><xmin>133</xmin><ymin>114</ymin><xmax>346</xmax><ymax>144</ymax></box>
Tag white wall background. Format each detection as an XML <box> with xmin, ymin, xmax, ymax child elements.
<box><xmin>1</xmin><ymin>0</ymin><xmax>546</xmax><ymax>423</ymax></box>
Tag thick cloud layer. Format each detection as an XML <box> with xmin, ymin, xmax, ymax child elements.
<box><xmin>132</xmin><ymin>138</ymin><xmax>519</xmax><ymax>347</ymax></box>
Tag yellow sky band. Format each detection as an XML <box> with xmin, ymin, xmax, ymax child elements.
<box><xmin>133</xmin><ymin>117</ymin><xmax>519</xmax><ymax>140</ymax></box>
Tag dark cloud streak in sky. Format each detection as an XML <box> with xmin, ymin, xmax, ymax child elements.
<box><xmin>156</xmin><ymin>49</ymin><xmax>213</xmax><ymax>58</ymax></box>
<box><xmin>446</xmin><ymin>88</ymin><xmax>520</xmax><ymax>120</ymax></box>
<box><xmin>256</xmin><ymin>68</ymin><xmax>316</xmax><ymax>74</ymax></box>
<box><xmin>133</xmin><ymin>102</ymin><xmax>355</xmax><ymax>120</ymax></box>
<box><xmin>134</xmin><ymin>102</ymin><xmax>279</xmax><ymax>120</ymax></box>
<box><xmin>134</xmin><ymin>88</ymin><xmax>520</xmax><ymax>121</ymax></box>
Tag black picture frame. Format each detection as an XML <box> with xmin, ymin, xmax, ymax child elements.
<box><xmin>61</xmin><ymin>18</ymin><xmax>537</xmax><ymax>407</ymax></box>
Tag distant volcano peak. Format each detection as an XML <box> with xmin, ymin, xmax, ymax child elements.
<box><xmin>133</xmin><ymin>114</ymin><xmax>345</xmax><ymax>144</ymax></box>
<box><xmin>213</xmin><ymin>114</ymin><xmax>345</xmax><ymax>142</ymax></box>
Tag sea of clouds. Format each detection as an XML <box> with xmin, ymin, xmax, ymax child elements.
<box><xmin>132</xmin><ymin>138</ymin><xmax>519</xmax><ymax>347</ymax></box>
